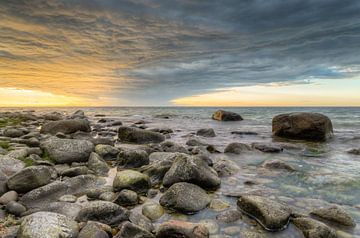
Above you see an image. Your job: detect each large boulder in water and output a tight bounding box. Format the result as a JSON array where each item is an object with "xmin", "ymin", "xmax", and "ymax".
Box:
[
  {"xmin": 41, "ymin": 138, "xmax": 94, "ymax": 164},
  {"xmin": 272, "ymin": 112, "xmax": 333, "ymax": 141},
  {"xmin": 40, "ymin": 119, "xmax": 90, "ymax": 135},
  {"xmin": 7, "ymin": 166, "xmax": 52, "ymax": 193},
  {"xmin": 118, "ymin": 126, "xmax": 165, "ymax": 144},
  {"xmin": 237, "ymin": 195, "xmax": 291, "ymax": 231},
  {"xmin": 17, "ymin": 211, "xmax": 79, "ymax": 238},
  {"xmin": 160, "ymin": 182, "xmax": 210, "ymax": 213},
  {"xmin": 163, "ymin": 154, "xmax": 220, "ymax": 190},
  {"xmin": 212, "ymin": 110, "xmax": 243, "ymax": 121}
]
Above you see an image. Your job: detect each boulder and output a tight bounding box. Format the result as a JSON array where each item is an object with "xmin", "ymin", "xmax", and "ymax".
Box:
[
  {"xmin": 7, "ymin": 166, "xmax": 52, "ymax": 193},
  {"xmin": 117, "ymin": 149, "xmax": 149, "ymax": 168},
  {"xmin": 95, "ymin": 144, "xmax": 120, "ymax": 160},
  {"xmin": 156, "ymin": 220, "xmax": 209, "ymax": 238},
  {"xmin": 163, "ymin": 154, "xmax": 220, "ymax": 190},
  {"xmin": 224, "ymin": 142, "xmax": 251, "ymax": 154},
  {"xmin": 260, "ymin": 159, "xmax": 295, "ymax": 172},
  {"xmin": 237, "ymin": 195, "xmax": 291, "ymax": 231},
  {"xmin": 212, "ymin": 110, "xmax": 243, "ymax": 121},
  {"xmin": 27, "ymin": 202, "xmax": 83, "ymax": 219},
  {"xmin": 115, "ymin": 221, "xmax": 155, "ymax": 238},
  {"xmin": 142, "ymin": 203, "xmax": 164, "ymax": 221},
  {"xmin": 129, "ymin": 211, "xmax": 154, "ymax": 233},
  {"xmin": 78, "ymin": 222, "xmax": 110, "ymax": 238},
  {"xmin": 40, "ymin": 119, "xmax": 90, "ymax": 135},
  {"xmin": 159, "ymin": 182, "xmax": 210, "ymax": 213},
  {"xmin": 118, "ymin": 126, "xmax": 165, "ymax": 144},
  {"xmin": 61, "ymin": 166, "xmax": 89, "ymax": 177},
  {"xmin": 196, "ymin": 128, "xmax": 216, "ymax": 137},
  {"xmin": 88, "ymin": 152, "xmax": 109, "ymax": 175},
  {"xmin": 6, "ymin": 201, "xmax": 26, "ymax": 216},
  {"xmin": 160, "ymin": 141, "xmax": 188, "ymax": 154},
  {"xmin": 213, "ymin": 158, "xmax": 240, "ymax": 177},
  {"xmin": 113, "ymin": 189, "xmax": 138, "ymax": 206},
  {"xmin": 41, "ymin": 138, "xmax": 94, "ymax": 164},
  {"xmin": 3, "ymin": 128, "xmax": 24, "ymax": 138},
  {"xmin": 272, "ymin": 112, "xmax": 333, "ymax": 141},
  {"xmin": 113, "ymin": 170, "xmax": 150, "ymax": 194},
  {"xmin": 76, "ymin": 201, "xmax": 129, "ymax": 225},
  {"xmin": 310, "ymin": 205, "xmax": 356, "ymax": 227},
  {"xmin": 17, "ymin": 212, "xmax": 79, "ymax": 238},
  {"xmin": 292, "ymin": 217, "xmax": 337, "ymax": 238}
]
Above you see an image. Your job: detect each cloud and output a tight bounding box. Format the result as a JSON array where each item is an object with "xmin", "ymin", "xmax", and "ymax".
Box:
[{"xmin": 0, "ymin": 0, "xmax": 360, "ymax": 105}]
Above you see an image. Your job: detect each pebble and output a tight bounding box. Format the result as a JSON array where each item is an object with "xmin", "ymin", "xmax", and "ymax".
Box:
[{"xmin": 0, "ymin": 191, "xmax": 18, "ymax": 204}]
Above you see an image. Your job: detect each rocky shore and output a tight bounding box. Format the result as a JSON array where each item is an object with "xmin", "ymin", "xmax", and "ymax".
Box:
[{"xmin": 0, "ymin": 109, "xmax": 358, "ymax": 238}]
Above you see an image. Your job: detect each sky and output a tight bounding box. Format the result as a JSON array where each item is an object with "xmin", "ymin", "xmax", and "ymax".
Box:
[{"xmin": 1, "ymin": 0, "xmax": 360, "ymax": 107}]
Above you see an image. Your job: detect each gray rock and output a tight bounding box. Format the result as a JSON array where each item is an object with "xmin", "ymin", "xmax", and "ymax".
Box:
[
  {"xmin": 348, "ymin": 148, "xmax": 360, "ymax": 155},
  {"xmin": 213, "ymin": 158, "xmax": 240, "ymax": 177},
  {"xmin": 88, "ymin": 152, "xmax": 109, "ymax": 175},
  {"xmin": 99, "ymin": 191, "xmax": 117, "ymax": 201},
  {"xmin": 156, "ymin": 220, "xmax": 209, "ymax": 238},
  {"xmin": 3, "ymin": 128, "xmax": 24, "ymax": 138},
  {"xmin": 160, "ymin": 141, "xmax": 188, "ymax": 153},
  {"xmin": 95, "ymin": 144, "xmax": 120, "ymax": 160},
  {"xmin": 17, "ymin": 211, "xmax": 79, "ymax": 238},
  {"xmin": 118, "ymin": 126, "xmax": 165, "ymax": 144},
  {"xmin": 41, "ymin": 138, "xmax": 94, "ymax": 164},
  {"xmin": 61, "ymin": 166, "xmax": 89, "ymax": 177},
  {"xmin": 71, "ymin": 110, "xmax": 86, "ymax": 119},
  {"xmin": 76, "ymin": 201, "xmax": 129, "ymax": 225},
  {"xmin": 58, "ymin": 194, "xmax": 77, "ymax": 203},
  {"xmin": 237, "ymin": 195, "xmax": 292, "ymax": 231},
  {"xmin": 252, "ymin": 143, "xmax": 282, "ymax": 153},
  {"xmin": 163, "ymin": 154, "xmax": 220, "ymax": 190},
  {"xmin": 85, "ymin": 186, "xmax": 113, "ymax": 200},
  {"xmin": 20, "ymin": 175, "xmax": 105, "ymax": 208},
  {"xmin": 6, "ymin": 201, "xmax": 26, "ymax": 216},
  {"xmin": 113, "ymin": 170, "xmax": 150, "ymax": 194},
  {"xmin": 310, "ymin": 205, "xmax": 356, "ymax": 227},
  {"xmin": 129, "ymin": 211, "xmax": 154, "ymax": 233},
  {"xmin": 212, "ymin": 110, "xmax": 243, "ymax": 121},
  {"xmin": 196, "ymin": 128, "xmax": 216, "ymax": 137},
  {"xmin": 216, "ymin": 209, "xmax": 242, "ymax": 223},
  {"xmin": 7, "ymin": 166, "xmax": 52, "ymax": 193},
  {"xmin": 272, "ymin": 112, "xmax": 333, "ymax": 141},
  {"xmin": 78, "ymin": 222, "xmax": 110, "ymax": 238},
  {"xmin": 292, "ymin": 217, "xmax": 337, "ymax": 238},
  {"xmin": 159, "ymin": 182, "xmax": 210, "ymax": 213},
  {"xmin": 142, "ymin": 203, "xmax": 164, "ymax": 221},
  {"xmin": 40, "ymin": 119, "xmax": 90, "ymax": 134},
  {"xmin": 0, "ymin": 150, "xmax": 27, "ymax": 176},
  {"xmin": 186, "ymin": 139, "xmax": 207, "ymax": 146},
  {"xmin": 0, "ymin": 190, "xmax": 18, "ymax": 204},
  {"xmin": 25, "ymin": 202, "xmax": 82, "ymax": 220},
  {"xmin": 260, "ymin": 159, "xmax": 295, "ymax": 172},
  {"xmin": 114, "ymin": 189, "xmax": 138, "ymax": 206},
  {"xmin": 43, "ymin": 112, "xmax": 63, "ymax": 121},
  {"xmin": 115, "ymin": 221, "xmax": 155, "ymax": 238},
  {"xmin": 224, "ymin": 142, "xmax": 251, "ymax": 154},
  {"xmin": 117, "ymin": 149, "xmax": 149, "ymax": 168}
]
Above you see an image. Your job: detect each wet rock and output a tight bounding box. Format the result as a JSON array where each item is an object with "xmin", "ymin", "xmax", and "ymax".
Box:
[
  {"xmin": 41, "ymin": 138, "xmax": 94, "ymax": 164},
  {"xmin": 129, "ymin": 211, "xmax": 154, "ymax": 232},
  {"xmin": 118, "ymin": 126, "xmax": 165, "ymax": 144},
  {"xmin": 76, "ymin": 201, "xmax": 130, "ymax": 225},
  {"xmin": 237, "ymin": 195, "xmax": 292, "ymax": 231},
  {"xmin": 142, "ymin": 203, "xmax": 164, "ymax": 220},
  {"xmin": 40, "ymin": 119, "xmax": 90, "ymax": 135},
  {"xmin": 0, "ymin": 150, "xmax": 27, "ymax": 176},
  {"xmin": 212, "ymin": 110, "xmax": 243, "ymax": 121},
  {"xmin": 272, "ymin": 112, "xmax": 333, "ymax": 141},
  {"xmin": 160, "ymin": 141, "xmax": 188, "ymax": 153},
  {"xmin": 6, "ymin": 166, "xmax": 52, "ymax": 193},
  {"xmin": 114, "ymin": 189, "xmax": 138, "ymax": 206},
  {"xmin": 85, "ymin": 186, "xmax": 113, "ymax": 200},
  {"xmin": 252, "ymin": 143, "xmax": 282, "ymax": 153},
  {"xmin": 59, "ymin": 194, "xmax": 77, "ymax": 203},
  {"xmin": 163, "ymin": 154, "xmax": 220, "ymax": 190},
  {"xmin": 78, "ymin": 222, "xmax": 110, "ymax": 238},
  {"xmin": 115, "ymin": 221, "xmax": 155, "ymax": 238},
  {"xmin": 159, "ymin": 182, "xmax": 210, "ymax": 213},
  {"xmin": 20, "ymin": 175, "xmax": 105, "ymax": 208},
  {"xmin": 113, "ymin": 170, "xmax": 150, "ymax": 194},
  {"xmin": 88, "ymin": 152, "xmax": 109, "ymax": 175},
  {"xmin": 231, "ymin": 131, "xmax": 258, "ymax": 135},
  {"xmin": 213, "ymin": 158, "xmax": 240, "ymax": 176},
  {"xmin": 196, "ymin": 128, "xmax": 216, "ymax": 137},
  {"xmin": 61, "ymin": 166, "xmax": 89, "ymax": 177},
  {"xmin": 17, "ymin": 211, "xmax": 79, "ymax": 238},
  {"xmin": 72, "ymin": 110, "xmax": 86, "ymax": 119},
  {"xmin": 260, "ymin": 159, "xmax": 295, "ymax": 172},
  {"xmin": 43, "ymin": 112, "xmax": 63, "ymax": 121},
  {"xmin": 310, "ymin": 205, "xmax": 356, "ymax": 227},
  {"xmin": 95, "ymin": 144, "xmax": 119, "ymax": 160},
  {"xmin": 6, "ymin": 201, "xmax": 26, "ymax": 216},
  {"xmin": 224, "ymin": 142, "xmax": 251, "ymax": 154},
  {"xmin": 347, "ymin": 148, "xmax": 360, "ymax": 155},
  {"xmin": 3, "ymin": 128, "xmax": 24, "ymax": 138},
  {"xmin": 0, "ymin": 190, "xmax": 18, "ymax": 204},
  {"xmin": 156, "ymin": 220, "xmax": 209, "ymax": 238},
  {"xmin": 209, "ymin": 199, "xmax": 230, "ymax": 211},
  {"xmin": 186, "ymin": 139, "xmax": 207, "ymax": 146},
  {"xmin": 99, "ymin": 191, "xmax": 117, "ymax": 201},
  {"xmin": 117, "ymin": 149, "xmax": 149, "ymax": 168},
  {"xmin": 216, "ymin": 209, "xmax": 242, "ymax": 223},
  {"xmin": 292, "ymin": 217, "xmax": 337, "ymax": 238}
]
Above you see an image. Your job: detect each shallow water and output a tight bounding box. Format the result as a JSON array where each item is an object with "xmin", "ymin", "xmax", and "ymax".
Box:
[{"xmin": 3, "ymin": 106, "xmax": 360, "ymax": 237}]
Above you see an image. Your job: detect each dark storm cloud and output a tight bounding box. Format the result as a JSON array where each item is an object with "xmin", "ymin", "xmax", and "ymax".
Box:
[{"xmin": 1, "ymin": 0, "xmax": 360, "ymax": 104}]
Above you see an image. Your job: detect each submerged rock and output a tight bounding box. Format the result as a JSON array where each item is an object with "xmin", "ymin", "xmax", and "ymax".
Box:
[
  {"xmin": 237, "ymin": 195, "xmax": 292, "ymax": 231},
  {"xmin": 163, "ymin": 154, "xmax": 220, "ymax": 190},
  {"xmin": 156, "ymin": 220, "xmax": 209, "ymax": 238},
  {"xmin": 292, "ymin": 217, "xmax": 337, "ymax": 238},
  {"xmin": 41, "ymin": 138, "xmax": 94, "ymax": 164},
  {"xmin": 212, "ymin": 110, "xmax": 243, "ymax": 121},
  {"xmin": 159, "ymin": 182, "xmax": 210, "ymax": 213},
  {"xmin": 272, "ymin": 112, "xmax": 333, "ymax": 141},
  {"xmin": 17, "ymin": 211, "xmax": 79, "ymax": 238},
  {"xmin": 118, "ymin": 126, "xmax": 165, "ymax": 144},
  {"xmin": 224, "ymin": 142, "xmax": 251, "ymax": 154},
  {"xmin": 310, "ymin": 205, "xmax": 356, "ymax": 227},
  {"xmin": 260, "ymin": 159, "xmax": 295, "ymax": 172},
  {"xmin": 113, "ymin": 170, "xmax": 150, "ymax": 194},
  {"xmin": 40, "ymin": 119, "xmax": 90, "ymax": 135}
]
